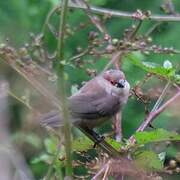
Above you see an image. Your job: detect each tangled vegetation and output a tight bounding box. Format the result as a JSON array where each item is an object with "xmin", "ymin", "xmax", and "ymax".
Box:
[{"xmin": 0, "ymin": 0, "xmax": 180, "ymax": 179}]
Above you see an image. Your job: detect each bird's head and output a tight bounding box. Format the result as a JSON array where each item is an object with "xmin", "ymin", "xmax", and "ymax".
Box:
[{"xmin": 103, "ymin": 69, "xmax": 130, "ymax": 97}]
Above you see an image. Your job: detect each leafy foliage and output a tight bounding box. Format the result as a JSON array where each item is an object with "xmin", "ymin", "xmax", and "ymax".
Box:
[
  {"xmin": 72, "ymin": 136, "xmax": 94, "ymax": 151},
  {"xmin": 134, "ymin": 150, "xmax": 163, "ymax": 171},
  {"xmin": 135, "ymin": 129, "xmax": 180, "ymax": 145},
  {"xmin": 105, "ymin": 137, "xmax": 122, "ymax": 151},
  {"xmin": 126, "ymin": 52, "xmax": 179, "ymax": 83},
  {"xmin": 0, "ymin": 0, "xmax": 180, "ymax": 179}
]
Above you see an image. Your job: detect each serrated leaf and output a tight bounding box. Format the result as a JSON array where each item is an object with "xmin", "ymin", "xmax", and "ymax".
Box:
[
  {"xmin": 127, "ymin": 53, "xmax": 175, "ymax": 79},
  {"xmin": 105, "ymin": 137, "xmax": 122, "ymax": 151},
  {"xmin": 72, "ymin": 136, "xmax": 93, "ymax": 151},
  {"xmin": 134, "ymin": 150, "xmax": 163, "ymax": 171},
  {"xmin": 135, "ymin": 129, "xmax": 180, "ymax": 145}
]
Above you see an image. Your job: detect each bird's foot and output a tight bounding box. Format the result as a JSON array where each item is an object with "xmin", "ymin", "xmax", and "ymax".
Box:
[
  {"xmin": 91, "ymin": 131, "xmax": 105, "ymax": 148},
  {"xmin": 77, "ymin": 126, "xmax": 105, "ymax": 148}
]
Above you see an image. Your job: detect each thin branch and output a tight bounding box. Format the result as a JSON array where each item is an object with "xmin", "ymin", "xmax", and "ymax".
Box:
[
  {"xmin": 128, "ymin": 20, "xmax": 143, "ymax": 40},
  {"xmin": 68, "ymin": 2, "xmax": 180, "ymax": 22},
  {"xmin": 114, "ymin": 112, "xmax": 123, "ymax": 142},
  {"xmin": 102, "ymin": 161, "xmax": 110, "ymax": 180},
  {"xmin": 77, "ymin": 126, "xmax": 121, "ymax": 158},
  {"xmin": 69, "ymin": 47, "xmax": 90, "ymax": 62},
  {"xmin": 138, "ymin": 89, "xmax": 180, "ymax": 131},
  {"xmin": 129, "ymin": 89, "xmax": 180, "ymax": 143},
  {"xmin": 42, "ymin": 6, "xmax": 60, "ymax": 34},
  {"xmin": 103, "ymin": 51, "xmax": 122, "ymax": 72},
  {"xmin": 45, "ymin": 144, "xmax": 62, "ymax": 180},
  {"xmin": 151, "ymin": 81, "xmax": 170, "ymax": 112},
  {"xmin": 92, "ymin": 161, "xmax": 110, "ymax": 180},
  {"xmin": 0, "ymin": 55, "xmax": 61, "ymax": 109},
  {"xmin": 80, "ymin": 0, "xmax": 111, "ymax": 41},
  {"xmin": 8, "ymin": 90, "xmax": 33, "ymax": 110},
  {"xmin": 145, "ymin": 22, "xmax": 162, "ymax": 36},
  {"xmin": 45, "ymin": 0, "xmax": 73, "ymax": 178},
  {"xmin": 103, "ymin": 52, "xmax": 124, "ymax": 143},
  {"xmin": 56, "ymin": 0, "xmax": 73, "ymax": 177}
]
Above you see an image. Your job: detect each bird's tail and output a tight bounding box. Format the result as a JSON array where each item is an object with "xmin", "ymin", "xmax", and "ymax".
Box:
[{"xmin": 40, "ymin": 110, "xmax": 64, "ymax": 128}]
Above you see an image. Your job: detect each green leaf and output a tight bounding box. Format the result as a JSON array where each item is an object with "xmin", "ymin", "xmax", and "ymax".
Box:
[
  {"xmin": 72, "ymin": 136, "xmax": 93, "ymax": 151},
  {"xmin": 134, "ymin": 150, "xmax": 163, "ymax": 171},
  {"xmin": 175, "ymin": 74, "xmax": 180, "ymax": 84},
  {"xmin": 44, "ymin": 138, "xmax": 58, "ymax": 154},
  {"xmin": 31, "ymin": 153, "xmax": 51, "ymax": 164},
  {"xmin": 126, "ymin": 52, "xmax": 175, "ymax": 79},
  {"xmin": 105, "ymin": 137, "xmax": 122, "ymax": 151},
  {"xmin": 135, "ymin": 129, "xmax": 180, "ymax": 145},
  {"xmin": 12, "ymin": 132, "xmax": 41, "ymax": 149}
]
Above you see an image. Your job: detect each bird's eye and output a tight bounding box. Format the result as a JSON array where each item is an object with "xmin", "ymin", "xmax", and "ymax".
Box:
[{"xmin": 110, "ymin": 80, "xmax": 115, "ymax": 85}]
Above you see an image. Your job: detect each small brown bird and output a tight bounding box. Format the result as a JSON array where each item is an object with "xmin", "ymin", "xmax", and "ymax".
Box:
[{"xmin": 41, "ymin": 69, "xmax": 130, "ymax": 140}]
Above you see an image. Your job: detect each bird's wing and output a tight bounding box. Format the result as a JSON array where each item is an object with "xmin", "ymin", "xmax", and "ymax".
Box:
[
  {"xmin": 69, "ymin": 89, "xmax": 120, "ymax": 120},
  {"xmin": 41, "ymin": 77, "xmax": 120, "ymax": 127}
]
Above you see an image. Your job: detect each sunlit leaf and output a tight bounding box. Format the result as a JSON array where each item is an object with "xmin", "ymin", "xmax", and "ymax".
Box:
[
  {"xmin": 44, "ymin": 138, "xmax": 59, "ymax": 154},
  {"xmin": 135, "ymin": 129, "xmax": 180, "ymax": 145},
  {"xmin": 175, "ymin": 74, "xmax": 180, "ymax": 84},
  {"xmin": 31, "ymin": 154, "xmax": 51, "ymax": 164},
  {"xmin": 105, "ymin": 137, "xmax": 122, "ymax": 151},
  {"xmin": 72, "ymin": 136, "xmax": 93, "ymax": 151},
  {"xmin": 126, "ymin": 52, "xmax": 176, "ymax": 79},
  {"xmin": 12, "ymin": 132, "xmax": 41, "ymax": 149},
  {"xmin": 134, "ymin": 150, "xmax": 163, "ymax": 171}
]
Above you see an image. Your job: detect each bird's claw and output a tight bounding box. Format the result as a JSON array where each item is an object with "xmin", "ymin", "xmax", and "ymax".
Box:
[{"xmin": 92, "ymin": 132, "xmax": 105, "ymax": 148}]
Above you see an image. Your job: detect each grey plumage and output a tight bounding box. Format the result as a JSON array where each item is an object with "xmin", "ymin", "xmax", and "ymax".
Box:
[{"xmin": 41, "ymin": 70, "xmax": 130, "ymax": 130}]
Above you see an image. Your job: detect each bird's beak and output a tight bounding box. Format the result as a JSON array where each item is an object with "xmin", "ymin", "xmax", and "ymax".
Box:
[{"xmin": 117, "ymin": 79, "xmax": 125, "ymax": 88}]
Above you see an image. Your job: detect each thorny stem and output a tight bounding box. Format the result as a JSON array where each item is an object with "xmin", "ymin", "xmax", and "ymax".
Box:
[{"xmin": 129, "ymin": 89, "xmax": 180, "ymax": 143}]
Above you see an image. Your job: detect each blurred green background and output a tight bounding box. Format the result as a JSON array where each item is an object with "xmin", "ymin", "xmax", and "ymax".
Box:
[{"xmin": 0, "ymin": 0, "xmax": 180, "ymax": 179}]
